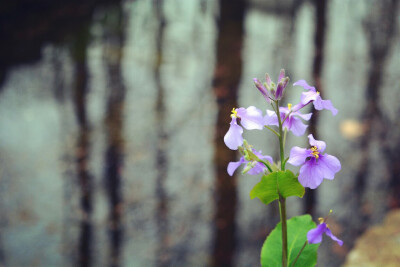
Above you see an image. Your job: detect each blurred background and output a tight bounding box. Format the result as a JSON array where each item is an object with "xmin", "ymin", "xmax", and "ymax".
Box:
[{"xmin": 0, "ymin": 0, "xmax": 399, "ymax": 266}]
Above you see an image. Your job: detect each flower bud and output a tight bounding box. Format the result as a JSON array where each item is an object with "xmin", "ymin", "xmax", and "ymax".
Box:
[
  {"xmin": 275, "ymin": 77, "xmax": 289, "ymax": 100},
  {"xmin": 242, "ymin": 161, "xmax": 258, "ymax": 174}
]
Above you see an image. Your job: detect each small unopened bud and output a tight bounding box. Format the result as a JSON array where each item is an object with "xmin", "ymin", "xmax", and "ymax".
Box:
[
  {"xmin": 265, "ymin": 73, "xmax": 272, "ymax": 87},
  {"xmin": 278, "ymin": 69, "xmax": 285, "ymax": 82},
  {"xmin": 275, "ymin": 77, "xmax": 289, "ymax": 100},
  {"xmin": 243, "ymin": 150, "xmax": 251, "ymax": 161}
]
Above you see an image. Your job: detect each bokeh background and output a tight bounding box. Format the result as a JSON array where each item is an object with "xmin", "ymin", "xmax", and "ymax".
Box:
[{"xmin": 0, "ymin": 0, "xmax": 400, "ymax": 266}]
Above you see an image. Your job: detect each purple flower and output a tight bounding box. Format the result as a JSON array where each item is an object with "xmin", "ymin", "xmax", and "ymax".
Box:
[
  {"xmin": 254, "ymin": 69, "xmax": 289, "ymax": 102},
  {"xmin": 307, "ymin": 222, "xmax": 343, "ymax": 246},
  {"xmin": 224, "ymin": 106, "xmax": 265, "ymax": 150},
  {"xmin": 293, "ymin": 80, "xmax": 338, "ymax": 115},
  {"xmin": 287, "ymin": 134, "xmax": 341, "ymax": 189},
  {"xmin": 264, "ymin": 104, "xmax": 312, "ymax": 136},
  {"xmin": 227, "ymin": 150, "xmax": 273, "ymax": 176}
]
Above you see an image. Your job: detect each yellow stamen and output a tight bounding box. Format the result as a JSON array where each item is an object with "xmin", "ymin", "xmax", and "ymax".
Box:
[
  {"xmin": 231, "ymin": 108, "xmax": 238, "ymax": 118},
  {"xmin": 319, "ymin": 210, "xmax": 334, "ymax": 225},
  {"xmin": 310, "ymin": 146, "xmax": 320, "ymax": 159},
  {"xmin": 288, "ymin": 103, "xmax": 292, "ymax": 110},
  {"xmin": 317, "ymin": 91, "xmax": 320, "ymax": 95}
]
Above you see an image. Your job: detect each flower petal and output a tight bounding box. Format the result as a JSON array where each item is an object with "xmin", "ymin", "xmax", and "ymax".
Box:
[
  {"xmin": 293, "ymin": 79, "xmax": 316, "ymax": 92},
  {"xmin": 288, "ymin": 146, "xmax": 311, "ymax": 166},
  {"xmin": 286, "ymin": 116, "xmax": 308, "ymax": 136},
  {"xmin": 291, "ymin": 102, "xmax": 306, "ymax": 113},
  {"xmin": 247, "ymin": 162, "xmax": 266, "ymax": 175},
  {"xmin": 320, "ymin": 99, "xmax": 338, "ymax": 116},
  {"xmin": 253, "ymin": 150, "xmax": 273, "ymax": 164},
  {"xmin": 300, "ymin": 90, "xmax": 319, "ymax": 105},
  {"xmin": 298, "ymin": 159, "xmax": 325, "ymax": 189},
  {"xmin": 236, "ymin": 106, "xmax": 264, "ymax": 130},
  {"xmin": 227, "ymin": 157, "xmax": 245, "ymax": 176},
  {"xmin": 312, "ymin": 96, "xmax": 324, "ymax": 110},
  {"xmin": 317, "ymin": 154, "xmax": 341, "ymax": 180},
  {"xmin": 224, "ymin": 117, "xmax": 243, "ymax": 150},
  {"xmin": 264, "ymin": 109, "xmax": 279, "ymax": 126},
  {"xmin": 308, "ymin": 134, "xmax": 326, "ymax": 153},
  {"xmin": 293, "ymin": 111, "xmax": 312, "ymax": 121},
  {"xmin": 313, "ymin": 97, "xmax": 338, "ymax": 116},
  {"xmin": 307, "ymin": 223, "xmax": 327, "ymax": 244},
  {"xmin": 325, "ymin": 228, "xmax": 344, "ymax": 246},
  {"xmin": 259, "ymin": 155, "xmax": 273, "ymax": 164}
]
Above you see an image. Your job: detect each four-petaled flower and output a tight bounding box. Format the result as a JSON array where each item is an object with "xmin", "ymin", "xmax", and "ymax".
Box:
[
  {"xmin": 264, "ymin": 103, "xmax": 312, "ymax": 136},
  {"xmin": 287, "ymin": 134, "xmax": 341, "ymax": 189},
  {"xmin": 227, "ymin": 149, "xmax": 273, "ymax": 176},
  {"xmin": 293, "ymin": 80, "xmax": 338, "ymax": 115},
  {"xmin": 307, "ymin": 217, "xmax": 343, "ymax": 246},
  {"xmin": 253, "ymin": 69, "xmax": 289, "ymax": 103},
  {"xmin": 224, "ymin": 106, "xmax": 265, "ymax": 150}
]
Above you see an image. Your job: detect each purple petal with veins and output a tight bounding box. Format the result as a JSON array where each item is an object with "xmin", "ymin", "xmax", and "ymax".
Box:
[
  {"xmin": 317, "ymin": 155, "xmax": 341, "ymax": 180},
  {"xmin": 286, "ymin": 116, "xmax": 308, "ymax": 136},
  {"xmin": 288, "ymin": 146, "xmax": 311, "ymax": 166},
  {"xmin": 298, "ymin": 159, "xmax": 325, "ymax": 189}
]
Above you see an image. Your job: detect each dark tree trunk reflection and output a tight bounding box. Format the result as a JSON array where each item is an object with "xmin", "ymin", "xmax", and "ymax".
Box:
[
  {"xmin": 153, "ymin": 1, "xmax": 170, "ymax": 266},
  {"xmin": 304, "ymin": 0, "xmax": 327, "ymax": 217},
  {"xmin": 70, "ymin": 25, "xmax": 93, "ymax": 267},
  {"xmin": 103, "ymin": 4, "xmax": 126, "ymax": 267},
  {"xmin": 354, "ymin": 0, "xmax": 399, "ymax": 234},
  {"xmin": 212, "ymin": 0, "xmax": 246, "ymax": 266}
]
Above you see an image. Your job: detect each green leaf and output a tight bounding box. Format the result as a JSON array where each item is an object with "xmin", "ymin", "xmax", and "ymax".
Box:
[
  {"xmin": 250, "ymin": 170, "xmax": 305, "ymax": 205},
  {"xmin": 261, "ymin": 215, "xmax": 320, "ymax": 267}
]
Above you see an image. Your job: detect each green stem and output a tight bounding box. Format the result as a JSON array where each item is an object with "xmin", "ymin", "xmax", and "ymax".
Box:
[
  {"xmin": 276, "ymin": 101, "xmax": 285, "ymax": 170},
  {"xmin": 283, "ymin": 128, "xmax": 287, "ymax": 152},
  {"xmin": 259, "ymin": 159, "xmax": 273, "ymax": 173},
  {"xmin": 264, "ymin": 125, "xmax": 280, "ymax": 137},
  {"xmin": 291, "ymin": 241, "xmax": 308, "ymax": 267},
  {"xmin": 276, "ymin": 100, "xmax": 288, "ymax": 267},
  {"xmin": 279, "ymin": 195, "xmax": 288, "ymax": 267}
]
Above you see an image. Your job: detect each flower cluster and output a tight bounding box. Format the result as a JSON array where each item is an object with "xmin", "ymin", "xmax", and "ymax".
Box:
[{"xmin": 224, "ymin": 69, "xmax": 341, "ymax": 189}]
